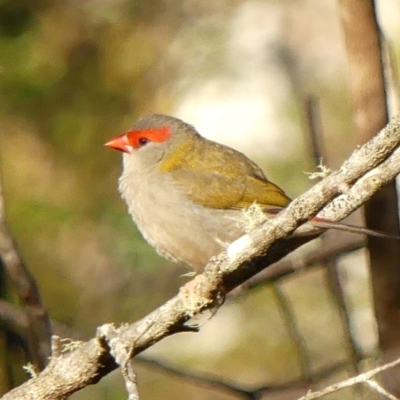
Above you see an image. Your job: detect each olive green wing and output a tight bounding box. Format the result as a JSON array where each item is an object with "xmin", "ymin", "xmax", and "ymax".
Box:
[
  {"xmin": 240, "ymin": 174, "xmax": 291, "ymax": 209},
  {"xmin": 165, "ymin": 140, "xmax": 291, "ymax": 209},
  {"xmin": 168, "ymin": 169, "xmax": 290, "ymax": 209}
]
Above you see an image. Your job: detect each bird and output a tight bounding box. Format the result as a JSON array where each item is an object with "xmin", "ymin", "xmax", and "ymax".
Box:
[{"xmin": 105, "ymin": 114, "xmax": 396, "ymax": 272}]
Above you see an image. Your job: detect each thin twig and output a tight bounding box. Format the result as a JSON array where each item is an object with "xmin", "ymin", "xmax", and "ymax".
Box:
[
  {"xmin": 272, "ymin": 284, "xmax": 313, "ymax": 382},
  {"xmin": 325, "ymin": 253, "xmax": 362, "ymax": 375},
  {"xmin": 137, "ymin": 355, "xmax": 359, "ymax": 398},
  {"xmin": 304, "ymin": 93, "xmax": 362, "ymax": 375},
  {"xmin": 304, "ymin": 96, "xmax": 325, "ymax": 165},
  {"xmin": 123, "ymin": 360, "xmax": 140, "ymax": 400},
  {"xmin": 298, "ymin": 357, "xmax": 400, "ymax": 400},
  {"xmin": 365, "ymin": 379, "xmax": 400, "ymax": 400}
]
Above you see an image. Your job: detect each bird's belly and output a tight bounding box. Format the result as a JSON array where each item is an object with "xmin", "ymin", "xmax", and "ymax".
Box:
[
  {"xmin": 136, "ymin": 204, "xmax": 243, "ymax": 271},
  {"xmin": 120, "ymin": 176, "xmax": 244, "ymax": 270}
]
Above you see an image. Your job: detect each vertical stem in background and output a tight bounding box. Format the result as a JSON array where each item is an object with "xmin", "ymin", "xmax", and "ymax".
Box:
[
  {"xmin": 339, "ymin": 0, "xmax": 388, "ymax": 137},
  {"xmin": 305, "ymin": 97, "xmax": 361, "ymax": 376},
  {"xmin": 0, "ymin": 261, "xmax": 12, "ymax": 395},
  {"xmin": 338, "ymin": 0, "xmax": 400, "ymax": 394},
  {"xmin": 0, "ymin": 173, "xmax": 52, "ymax": 371}
]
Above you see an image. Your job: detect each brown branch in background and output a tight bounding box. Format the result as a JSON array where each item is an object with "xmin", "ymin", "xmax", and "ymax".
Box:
[
  {"xmin": 305, "ymin": 96, "xmax": 325, "ymax": 164},
  {"xmin": 0, "ymin": 300, "xmax": 29, "ymax": 337},
  {"xmin": 304, "ymin": 95, "xmax": 362, "ymax": 375},
  {"xmin": 0, "ymin": 258, "xmax": 12, "ymax": 394},
  {"xmin": 325, "ymin": 261, "xmax": 362, "ymax": 375},
  {"xmin": 0, "ymin": 175, "xmax": 52, "ymax": 370},
  {"xmin": 137, "ymin": 355, "xmax": 351, "ymax": 399},
  {"xmin": 1, "ymin": 113, "xmax": 400, "ymax": 400},
  {"xmin": 338, "ymin": 0, "xmax": 388, "ymax": 137},
  {"xmin": 338, "ymin": 2, "xmax": 400, "ymax": 395},
  {"xmin": 272, "ymin": 283, "xmax": 314, "ymax": 382},
  {"xmin": 139, "ymin": 355, "xmax": 256, "ymax": 399},
  {"xmin": 230, "ymin": 236, "xmax": 365, "ymax": 296}
]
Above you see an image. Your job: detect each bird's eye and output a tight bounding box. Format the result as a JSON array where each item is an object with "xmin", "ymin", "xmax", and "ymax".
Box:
[{"xmin": 138, "ymin": 137, "xmax": 149, "ymax": 147}]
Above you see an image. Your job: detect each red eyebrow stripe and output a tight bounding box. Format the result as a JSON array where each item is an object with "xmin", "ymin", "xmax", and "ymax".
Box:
[{"xmin": 126, "ymin": 126, "xmax": 172, "ymax": 148}]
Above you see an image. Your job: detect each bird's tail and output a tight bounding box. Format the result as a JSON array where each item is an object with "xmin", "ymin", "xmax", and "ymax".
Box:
[
  {"xmin": 265, "ymin": 207, "xmax": 400, "ymax": 240},
  {"xmin": 310, "ymin": 218, "xmax": 400, "ymax": 240}
]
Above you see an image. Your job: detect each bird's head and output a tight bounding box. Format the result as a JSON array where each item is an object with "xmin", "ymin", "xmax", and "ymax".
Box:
[{"xmin": 105, "ymin": 114, "xmax": 199, "ymax": 172}]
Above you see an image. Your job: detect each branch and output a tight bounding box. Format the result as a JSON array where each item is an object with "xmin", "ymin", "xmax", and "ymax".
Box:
[
  {"xmin": 136, "ymin": 356, "xmax": 359, "ymax": 399},
  {"xmin": 298, "ymin": 357, "xmax": 400, "ymax": 400},
  {"xmin": 0, "ymin": 299, "xmax": 29, "ymax": 336},
  {"xmin": 2, "ymin": 114, "xmax": 400, "ymax": 399},
  {"xmin": 0, "ymin": 175, "xmax": 52, "ymax": 370},
  {"xmin": 230, "ymin": 235, "xmax": 365, "ymax": 295}
]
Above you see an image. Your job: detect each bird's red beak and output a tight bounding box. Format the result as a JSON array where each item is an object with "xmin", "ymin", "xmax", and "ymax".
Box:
[{"xmin": 104, "ymin": 134, "xmax": 132, "ymax": 154}]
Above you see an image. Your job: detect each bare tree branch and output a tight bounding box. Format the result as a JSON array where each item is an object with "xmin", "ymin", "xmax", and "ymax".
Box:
[
  {"xmin": 0, "ymin": 175, "xmax": 52, "ymax": 370},
  {"xmin": 298, "ymin": 357, "xmax": 400, "ymax": 400},
  {"xmin": 304, "ymin": 94, "xmax": 362, "ymax": 375},
  {"xmin": 272, "ymin": 283, "xmax": 314, "ymax": 383},
  {"xmin": 0, "ymin": 299, "xmax": 29, "ymax": 336},
  {"xmin": 1, "ymin": 114, "xmax": 400, "ymax": 399},
  {"xmin": 230, "ymin": 236, "xmax": 365, "ymax": 295},
  {"xmin": 136, "ymin": 356, "xmax": 363, "ymax": 399}
]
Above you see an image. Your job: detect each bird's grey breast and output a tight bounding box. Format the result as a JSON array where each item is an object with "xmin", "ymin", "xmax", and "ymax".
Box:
[{"xmin": 118, "ymin": 167, "xmax": 244, "ymax": 269}]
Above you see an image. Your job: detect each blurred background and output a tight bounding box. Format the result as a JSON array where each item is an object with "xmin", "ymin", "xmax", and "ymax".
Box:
[{"xmin": 0, "ymin": 0, "xmax": 400, "ymax": 398}]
